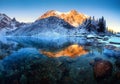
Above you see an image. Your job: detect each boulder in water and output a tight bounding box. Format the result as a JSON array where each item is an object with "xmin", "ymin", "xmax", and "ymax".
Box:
[{"xmin": 93, "ymin": 60, "xmax": 113, "ymax": 80}]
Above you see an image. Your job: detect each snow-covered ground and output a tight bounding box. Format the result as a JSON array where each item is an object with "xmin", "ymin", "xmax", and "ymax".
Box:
[
  {"xmin": 109, "ymin": 37, "xmax": 120, "ymax": 43},
  {"xmin": 98, "ymin": 36, "xmax": 120, "ymax": 47}
]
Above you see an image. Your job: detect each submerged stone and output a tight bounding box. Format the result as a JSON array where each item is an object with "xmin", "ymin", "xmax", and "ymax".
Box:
[{"xmin": 93, "ymin": 60, "xmax": 113, "ymax": 80}]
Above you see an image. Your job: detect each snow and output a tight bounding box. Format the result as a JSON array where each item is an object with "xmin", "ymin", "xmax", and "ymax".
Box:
[
  {"xmin": 109, "ymin": 37, "xmax": 120, "ymax": 43},
  {"xmin": 0, "ymin": 16, "xmax": 3, "ymax": 21},
  {"xmin": 72, "ymin": 22, "xmax": 79, "ymax": 27},
  {"xmin": 98, "ymin": 36, "xmax": 120, "ymax": 47},
  {"xmin": 55, "ymin": 11, "xmax": 71, "ymax": 15},
  {"xmin": 83, "ymin": 14, "xmax": 89, "ymax": 19},
  {"xmin": 55, "ymin": 11, "xmax": 63, "ymax": 15},
  {"xmin": 107, "ymin": 37, "xmax": 120, "ymax": 47},
  {"xmin": 87, "ymin": 34, "xmax": 96, "ymax": 38}
]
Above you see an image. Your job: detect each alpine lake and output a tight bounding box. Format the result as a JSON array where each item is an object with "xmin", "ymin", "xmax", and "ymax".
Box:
[{"xmin": 0, "ymin": 35, "xmax": 120, "ymax": 84}]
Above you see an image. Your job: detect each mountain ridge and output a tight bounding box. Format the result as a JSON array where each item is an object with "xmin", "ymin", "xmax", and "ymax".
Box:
[{"xmin": 9, "ymin": 16, "xmax": 75, "ymax": 36}]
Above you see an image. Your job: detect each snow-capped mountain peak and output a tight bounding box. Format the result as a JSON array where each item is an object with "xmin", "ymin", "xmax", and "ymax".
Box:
[
  {"xmin": 0, "ymin": 13, "xmax": 11, "ymax": 21},
  {"xmin": 0, "ymin": 13, "xmax": 26, "ymax": 29},
  {"xmin": 0, "ymin": 13, "xmax": 28, "ymax": 36},
  {"xmin": 0, "ymin": 13, "xmax": 12, "ymax": 28},
  {"xmin": 38, "ymin": 10, "xmax": 89, "ymax": 27}
]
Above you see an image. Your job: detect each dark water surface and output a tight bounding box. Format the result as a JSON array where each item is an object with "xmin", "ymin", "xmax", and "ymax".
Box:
[{"xmin": 0, "ymin": 36, "xmax": 119, "ymax": 84}]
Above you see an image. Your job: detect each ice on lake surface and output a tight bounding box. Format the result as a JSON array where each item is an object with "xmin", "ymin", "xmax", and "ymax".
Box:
[{"xmin": 0, "ymin": 36, "xmax": 120, "ymax": 84}]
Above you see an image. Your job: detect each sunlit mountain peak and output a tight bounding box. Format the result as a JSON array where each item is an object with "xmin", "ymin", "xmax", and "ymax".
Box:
[{"xmin": 38, "ymin": 10, "xmax": 89, "ymax": 27}]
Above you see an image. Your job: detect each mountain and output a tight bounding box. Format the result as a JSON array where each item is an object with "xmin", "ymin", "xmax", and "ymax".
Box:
[
  {"xmin": 0, "ymin": 13, "xmax": 12, "ymax": 29},
  {"xmin": 9, "ymin": 16, "xmax": 75, "ymax": 36},
  {"xmin": 0, "ymin": 13, "xmax": 27, "ymax": 36},
  {"xmin": 0, "ymin": 13, "xmax": 25, "ymax": 30},
  {"xmin": 38, "ymin": 10, "xmax": 88, "ymax": 27}
]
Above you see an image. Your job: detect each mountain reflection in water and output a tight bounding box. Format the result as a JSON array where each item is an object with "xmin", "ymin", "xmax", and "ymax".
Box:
[{"xmin": 41, "ymin": 44, "xmax": 88, "ymax": 58}]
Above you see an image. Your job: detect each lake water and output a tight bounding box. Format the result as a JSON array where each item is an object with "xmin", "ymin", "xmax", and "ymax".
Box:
[{"xmin": 0, "ymin": 36, "xmax": 120, "ymax": 84}]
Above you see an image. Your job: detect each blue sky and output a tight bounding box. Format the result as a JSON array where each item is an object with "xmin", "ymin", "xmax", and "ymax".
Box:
[{"xmin": 0, "ymin": 0, "xmax": 120, "ymax": 32}]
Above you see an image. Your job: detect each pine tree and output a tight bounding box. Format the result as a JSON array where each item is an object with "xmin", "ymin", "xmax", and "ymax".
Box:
[{"xmin": 97, "ymin": 16, "xmax": 106, "ymax": 33}]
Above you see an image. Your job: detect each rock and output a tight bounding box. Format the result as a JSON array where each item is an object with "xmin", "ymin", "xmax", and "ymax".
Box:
[
  {"xmin": 104, "ymin": 45, "xmax": 116, "ymax": 50},
  {"xmin": 93, "ymin": 60, "xmax": 113, "ymax": 80},
  {"xmin": 103, "ymin": 37, "xmax": 109, "ymax": 41}
]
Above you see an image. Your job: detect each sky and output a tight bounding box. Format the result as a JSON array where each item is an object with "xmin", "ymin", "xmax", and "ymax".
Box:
[{"xmin": 0, "ymin": 0, "xmax": 120, "ymax": 32}]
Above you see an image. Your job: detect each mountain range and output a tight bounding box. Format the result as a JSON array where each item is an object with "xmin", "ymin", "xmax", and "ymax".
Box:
[{"xmin": 0, "ymin": 10, "xmax": 106, "ymax": 36}]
